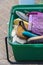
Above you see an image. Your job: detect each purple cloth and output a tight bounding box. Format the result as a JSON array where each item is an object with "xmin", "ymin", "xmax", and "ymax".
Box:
[{"xmin": 28, "ymin": 12, "xmax": 43, "ymax": 35}]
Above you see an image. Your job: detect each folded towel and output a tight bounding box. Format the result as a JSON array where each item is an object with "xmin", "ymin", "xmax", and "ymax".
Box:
[{"xmin": 28, "ymin": 12, "xmax": 43, "ymax": 35}]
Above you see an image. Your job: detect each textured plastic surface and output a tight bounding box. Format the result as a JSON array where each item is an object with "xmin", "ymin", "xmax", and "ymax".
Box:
[{"xmin": 8, "ymin": 5, "xmax": 43, "ymax": 61}]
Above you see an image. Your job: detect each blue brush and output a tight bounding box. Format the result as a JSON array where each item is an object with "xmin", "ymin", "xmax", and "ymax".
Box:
[{"xmin": 22, "ymin": 31, "xmax": 38, "ymax": 38}]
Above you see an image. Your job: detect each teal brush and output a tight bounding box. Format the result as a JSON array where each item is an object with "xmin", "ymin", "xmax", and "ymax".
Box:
[{"xmin": 22, "ymin": 31, "xmax": 37, "ymax": 38}]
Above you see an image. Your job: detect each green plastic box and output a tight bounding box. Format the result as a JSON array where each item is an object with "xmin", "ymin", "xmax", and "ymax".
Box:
[{"xmin": 8, "ymin": 5, "xmax": 43, "ymax": 61}]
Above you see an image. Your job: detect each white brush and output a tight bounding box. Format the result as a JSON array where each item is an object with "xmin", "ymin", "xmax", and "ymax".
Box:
[
  {"xmin": 27, "ymin": 36, "xmax": 43, "ymax": 43},
  {"xmin": 16, "ymin": 11, "xmax": 29, "ymax": 22}
]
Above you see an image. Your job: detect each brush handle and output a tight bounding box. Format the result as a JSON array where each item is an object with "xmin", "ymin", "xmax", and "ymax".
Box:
[
  {"xmin": 27, "ymin": 36, "xmax": 43, "ymax": 44},
  {"xmin": 22, "ymin": 31, "xmax": 37, "ymax": 38},
  {"xmin": 16, "ymin": 11, "xmax": 29, "ymax": 22}
]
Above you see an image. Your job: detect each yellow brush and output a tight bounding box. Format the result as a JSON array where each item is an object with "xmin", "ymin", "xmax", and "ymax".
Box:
[{"xmin": 14, "ymin": 18, "xmax": 28, "ymax": 29}]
